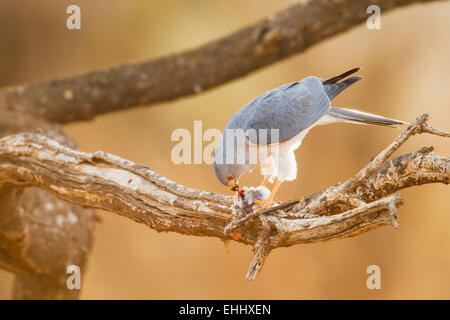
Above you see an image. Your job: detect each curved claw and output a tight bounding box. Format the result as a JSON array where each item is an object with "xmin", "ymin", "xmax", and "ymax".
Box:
[
  {"xmin": 253, "ymin": 180, "xmax": 283, "ymax": 212},
  {"xmin": 253, "ymin": 200, "xmax": 275, "ymax": 213}
]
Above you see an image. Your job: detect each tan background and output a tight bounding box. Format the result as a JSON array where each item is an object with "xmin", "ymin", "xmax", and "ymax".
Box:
[{"xmin": 0, "ymin": 0, "xmax": 449, "ymax": 299}]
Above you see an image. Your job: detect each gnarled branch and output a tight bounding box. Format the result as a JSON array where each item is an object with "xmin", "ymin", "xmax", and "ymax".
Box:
[
  {"xmin": 0, "ymin": 113, "xmax": 95, "ymax": 299},
  {"xmin": 0, "ymin": 114, "xmax": 447, "ymax": 279}
]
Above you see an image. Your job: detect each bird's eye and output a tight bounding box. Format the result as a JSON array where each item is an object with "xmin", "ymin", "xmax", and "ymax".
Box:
[{"xmin": 227, "ymin": 175, "xmax": 234, "ymax": 181}]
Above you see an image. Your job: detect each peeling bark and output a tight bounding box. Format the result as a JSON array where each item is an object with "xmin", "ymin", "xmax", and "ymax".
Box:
[
  {"xmin": 0, "ymin": 114, "xmax": 95, "ymax": 299},
  {"xmin": 0, "ymin": 114, "xmax": 447, "ymax": 279},
  {"xmin": 0, "ymin": 0, "xmax": 447, "ymax": 291}
]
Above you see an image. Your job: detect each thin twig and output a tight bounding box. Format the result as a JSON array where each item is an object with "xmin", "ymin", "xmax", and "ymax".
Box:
[
  {"xmin": 0, "ymin": 114, "xmax": 447, "ymax": 279},
  {"xmin": 341, "ymin": 114, "xmax": 429, "ymax": 190}
]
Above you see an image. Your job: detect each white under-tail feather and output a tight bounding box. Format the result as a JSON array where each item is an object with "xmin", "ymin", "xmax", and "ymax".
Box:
[{"xmin": 326, "ymin": 107, "xmax": 407, "ymax": 127}]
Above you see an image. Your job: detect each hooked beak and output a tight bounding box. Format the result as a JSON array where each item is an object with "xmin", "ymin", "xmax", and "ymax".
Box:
[{"xmin": 227, "ymin": 179, "xmax": 239, "ymax": 192}]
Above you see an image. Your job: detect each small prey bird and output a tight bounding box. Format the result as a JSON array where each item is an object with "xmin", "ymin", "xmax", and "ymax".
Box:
[{"xmin": 213, "ymin": 68, "xmax": 405, "ymax": 211}]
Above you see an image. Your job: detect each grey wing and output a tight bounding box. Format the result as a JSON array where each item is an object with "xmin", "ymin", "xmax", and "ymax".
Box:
[
  {"xmin": 323, "ymin": 76, "xmax": 361, "ymax": 100},
  {"xmin": 234, "ymin": 76, "xmax": 330, "ymax": 145}
]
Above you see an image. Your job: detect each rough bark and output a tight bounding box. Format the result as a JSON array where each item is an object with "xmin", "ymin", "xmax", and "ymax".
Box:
[
  {"xmin": 0, "ymin": 114, "xmax": 95, "ymax": 299},
  {"xmin": 0, "ymin": 0, "xmax": 443, "ymax": 123},
  {"xmin": 0, "ymin": 0, "xmax": 447, "ymax": 295},
  {"xmin": 0, "ymin": 114, "xmax": 447, "ymax": 279}
]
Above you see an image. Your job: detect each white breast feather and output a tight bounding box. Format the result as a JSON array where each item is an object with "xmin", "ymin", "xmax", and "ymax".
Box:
[{"xmin": 248, "ymin": 112, "xmax": 341, "ymax": 183}]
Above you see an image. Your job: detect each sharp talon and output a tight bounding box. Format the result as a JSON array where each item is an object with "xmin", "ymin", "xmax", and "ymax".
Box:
[
  {"xmin": 253, "ymin": 200, "xmax": 273, "ymax": 213},
  {"xmin": 254, "ymin": 200, "xmax": 275, "ymax": 206},
  {"xmin": 254, "ymin": 180, "xmax": 283, "ymax": 213}
]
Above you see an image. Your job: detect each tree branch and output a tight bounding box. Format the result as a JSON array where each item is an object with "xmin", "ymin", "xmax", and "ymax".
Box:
[
  {"xmin": 0, "ymin": 113, "xmax": 95, "ymax": 299},
  {"xmin": 0, "ymin": 114, "xmax": 447, "ymax": 279},
  {"xmin": 0, "ymin": 0, "xmax": 443, "ymax": 123}
]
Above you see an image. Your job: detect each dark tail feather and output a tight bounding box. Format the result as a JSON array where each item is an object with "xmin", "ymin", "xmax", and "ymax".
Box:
[
  {"xmin": 322, "ymin": 67, "xmax": 361, "ymax": 85},
  {"xmin": 324, "ymin": 76, "xmax": 362, "ymax": 100},
  {"xmin": 329, "ymin": 107, "xmax": 407, "ymax": 128}
]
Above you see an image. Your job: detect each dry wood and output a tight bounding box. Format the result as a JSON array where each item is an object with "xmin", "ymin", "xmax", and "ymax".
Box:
[
  {"xmin": 0, "ymin": 0, "xmax": 447, "ymax": 298},
  {"xmin": 0, "ymin": 114, "xmax": 447, "ymax": 279},
  {"xmin": 0, "ymin": 112, "xmax": 95, "ymax": 299}
]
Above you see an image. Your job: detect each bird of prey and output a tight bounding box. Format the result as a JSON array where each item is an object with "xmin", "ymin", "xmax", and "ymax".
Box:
[{"xmin": 213, "ymin": 68, "xmax": 405, "ymax": 211}]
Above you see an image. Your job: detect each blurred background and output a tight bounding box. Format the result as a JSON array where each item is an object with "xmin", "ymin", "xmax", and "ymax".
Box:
[{"xmin": 0, "ymin": 0, "xmax": 449, "ymax": 299}]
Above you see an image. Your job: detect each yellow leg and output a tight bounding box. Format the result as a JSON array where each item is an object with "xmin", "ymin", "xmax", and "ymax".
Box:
[
  {"xmin": 254, "ymin": 180, "xmax": 283, "ymax": 212},
  {"xmin": 259, "ymin": 176, "xmax": 270, "ymax": 187}
]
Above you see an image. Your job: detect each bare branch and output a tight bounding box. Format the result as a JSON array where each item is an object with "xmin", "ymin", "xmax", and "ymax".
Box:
[
  {"xmin": 0, "ymin": 114, "xmax": 447, "ymax": 279},
  {"xmin": 0, "ymin": 0, "xmax": 444, "ymax": 123},
  {"xmin": 421, "ymin": 125, "xmax": 450, "ymax": 138},
  {"xmin": 341, "ymin": 114, "xmax": 430, "ymax": 190},
  {"xmin": 247, "ymin": 222, "xmax": 272, "ymax": 281},
  {"xmin": 0, "ymin": 114, "xmax": 95, "ymax": 299}
]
